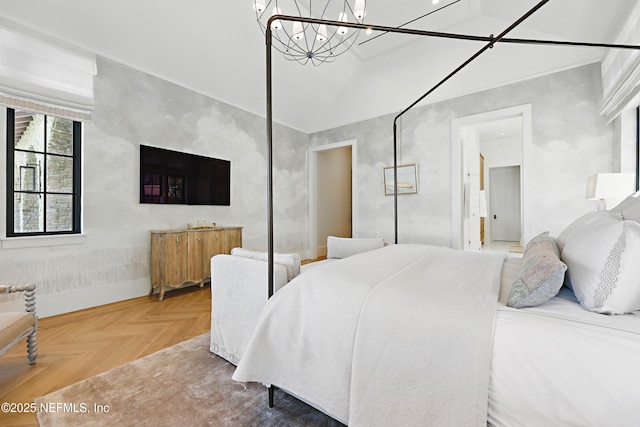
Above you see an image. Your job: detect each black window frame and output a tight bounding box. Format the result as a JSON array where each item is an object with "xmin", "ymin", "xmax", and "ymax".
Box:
[
  {"xmin": 6, "ymin": 108, "xmax": 82, "ymax": 237},
  {"xmin": 636, "ymin": 106, "xmax": 640, "ymax": 192}
]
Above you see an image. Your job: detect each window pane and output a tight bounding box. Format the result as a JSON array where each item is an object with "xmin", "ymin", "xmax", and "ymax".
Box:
[
  {"xmin": 46, "ymin": 194, "xmax": 74, "ymax": 232},
  {"xmin": 47, "ymin": 117, "xmax": 74, "ymax": 155},
  {"xmin": 46, "ymin": 154, "xmax": 73, "ymax": 193},
  {"xmin": 14, "ymin": 152, "xmax": 44, "ymax": 192},
  {"xmin": 143, "ymin": 173, "xmax": 162, "ymax": 202},
  {"xmin": 14, "ymin": 111, "xmax": 45, "ymax": 152},
  {"xmin": 14, "ymin": 193, "xmax": 44, "ymax": 233}
]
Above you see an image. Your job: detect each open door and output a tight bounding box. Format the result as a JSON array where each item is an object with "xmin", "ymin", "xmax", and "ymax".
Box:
[{"xmin": 489, "ymin": 165, "xmax": 521, "ymax": 242}]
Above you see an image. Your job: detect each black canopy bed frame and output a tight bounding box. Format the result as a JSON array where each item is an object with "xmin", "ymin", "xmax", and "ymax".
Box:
[{"xmin": 261, "ymin": 0, "xmax": 640, "ymax": 410}]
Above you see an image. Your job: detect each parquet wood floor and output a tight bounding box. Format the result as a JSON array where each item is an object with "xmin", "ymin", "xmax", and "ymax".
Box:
[{"xmin": 0, "ymin": 285, "xmax": 212, "ymax": 427}]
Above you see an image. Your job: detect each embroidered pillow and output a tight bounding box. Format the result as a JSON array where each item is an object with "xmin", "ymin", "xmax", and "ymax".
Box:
[
  {"xmin": 556, "ymin": 211, "xmax": 640, "ymax": 314},
  {"xmin": 507, "ymin": 232, "xmax": 567, "ymax": 308},
  {"xmin": 326, "ymin": 236, "xmax": 384, "ymax": 259}
]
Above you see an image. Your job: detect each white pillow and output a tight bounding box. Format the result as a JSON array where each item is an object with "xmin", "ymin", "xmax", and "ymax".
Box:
[
  {"xmin": 326, "ymin": 236, "xmax": 384, "ymax": 259},
  {"xmin": 556, "ymin": 211, "xmax": 640, "ymax": 314},
  {"xmin": 610, "ymin": 190, "xmax": 640, "ymax": 212},
  {"xmin": 230, "ymin": 248, "xmax": 301, "ymax": 282},
  {"xmin": 610, "ymin": 191, "xmax": 640, "ymax": 222}
]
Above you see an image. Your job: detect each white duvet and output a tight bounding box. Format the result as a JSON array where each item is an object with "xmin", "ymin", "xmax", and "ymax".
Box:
[{"xmin": 232, "ymin": 244, "xmax": 505, "ymax": 426}]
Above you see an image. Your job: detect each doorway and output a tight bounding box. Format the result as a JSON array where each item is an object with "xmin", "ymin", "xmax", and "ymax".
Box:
[
  {"xmin": 308, "ymin": 140, "xmax": 357, "ymax": 259},
  {"xmin": 451, "ymin": 104, "xmax": 531, "ymax": 251}
]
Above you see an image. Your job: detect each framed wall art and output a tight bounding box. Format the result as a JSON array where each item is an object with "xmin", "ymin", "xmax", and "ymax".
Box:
[{"xmin": 383, "ymin": 163, "xmax": 418, "ymax": 195}]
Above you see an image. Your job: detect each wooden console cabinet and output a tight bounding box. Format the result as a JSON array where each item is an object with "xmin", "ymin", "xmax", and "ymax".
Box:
[{"xmin": 150, "ymin": 227, "xmax": 242, "ymax": 301}]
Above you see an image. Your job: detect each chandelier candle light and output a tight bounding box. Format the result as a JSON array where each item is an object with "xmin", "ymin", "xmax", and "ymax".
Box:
[{"xmin": 253, "ymin": 0, "xmax": 366, "ymax": 65}]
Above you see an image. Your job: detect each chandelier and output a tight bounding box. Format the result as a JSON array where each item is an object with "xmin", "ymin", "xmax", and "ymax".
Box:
[{"xmin": 252, "ymin": 0, "xmax": 367, "ymax": 65}]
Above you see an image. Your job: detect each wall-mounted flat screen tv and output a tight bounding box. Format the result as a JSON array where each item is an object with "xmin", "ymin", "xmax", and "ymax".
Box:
[{"xmin": 140, "ymin": 145, "xmax": 230, "ymax": 206}]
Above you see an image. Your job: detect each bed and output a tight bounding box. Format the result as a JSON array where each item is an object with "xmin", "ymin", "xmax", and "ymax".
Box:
[
  {"xmin": 232, "ymin": 198, "xmax": 640, "ymax": 427},
  {"xmin": 242, "ymin": 2, "xmax": 640, "ymax": 425}
]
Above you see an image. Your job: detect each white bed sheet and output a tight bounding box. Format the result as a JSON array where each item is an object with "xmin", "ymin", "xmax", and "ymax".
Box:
[
  {"xmin": 234, "ymin": 253, "xmax": 640, "ymax": 426},
  {"xmin": 490, "ymin": 258, "xmax": 640, "ymax": 427}
]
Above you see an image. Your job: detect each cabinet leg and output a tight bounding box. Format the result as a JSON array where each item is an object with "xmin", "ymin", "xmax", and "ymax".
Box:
[
  {"xmin": 158, "ymin": 286, "xmax": 165, "ymax": 302},
  {"xmin": 148, "ymin": 286, "xmax": 154, "ymax": 297}
]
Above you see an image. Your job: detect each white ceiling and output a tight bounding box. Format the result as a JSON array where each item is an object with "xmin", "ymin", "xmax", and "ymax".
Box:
[{"xmin": 0, "ymin": 0, "xmax": 634, "ymax": 133}]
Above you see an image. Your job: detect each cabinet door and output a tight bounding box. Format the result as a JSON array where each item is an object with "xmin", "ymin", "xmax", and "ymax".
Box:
[
  {"xmin": 221, "ymin": 228, "xmax": 242, "ymax": 254},
  {"xmin": 202, "ymin": 230, "xmax": 223, "ymax": 279},
  {"xmin": 187, "ymin": 231, "xmax": 207, "ymax": 283},
  {"xmin": 202, "ymin": 230, "xmax": 228, "ymax": 277},
  {"xmin": 201, "ymin": 229, "xmax": 241, "ymax": 279},
  {"xmin": 163, "ymin": 232, "xmax": 188, "ymax": 287}
]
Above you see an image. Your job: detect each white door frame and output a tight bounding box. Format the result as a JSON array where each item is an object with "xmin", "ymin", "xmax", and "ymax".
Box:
[
  {"xmin": 450, "ymin": 104, "xmax": 532, "ymax": 250},
  {"xmin": 308, "ymin": 139, "xmax": 358, "ymax": 260}
]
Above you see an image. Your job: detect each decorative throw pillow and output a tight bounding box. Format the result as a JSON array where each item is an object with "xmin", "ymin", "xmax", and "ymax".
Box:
[
  {"xmin": 507, "ymin": 232, "xmax": 567, "ymax": 308},
  {"xmin": 230, "ymin": 248, "xmax": 301, "ymax": 282},
  {"xmin": 556, "ymin": 211, "xmax": 640, "ymax": 314},
  {"xmin": 326, "ymin": 236, "xmax": 384, "ymax": 259}
]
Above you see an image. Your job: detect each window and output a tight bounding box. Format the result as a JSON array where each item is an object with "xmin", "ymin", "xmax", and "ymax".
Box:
[{"xmin": 6, "ymin": 108, "xmax": 81, "ymax": 236}]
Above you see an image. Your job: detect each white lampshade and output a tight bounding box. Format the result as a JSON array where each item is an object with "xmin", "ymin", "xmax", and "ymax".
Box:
[
  {"xmin": 354, "ymin": 0, "xmax": 366, "ymax": 20},
  {"xmin": 253, "ymin": 0, "xmax": 266, "ymax": 13},
  {"xmin": 337, "ymin": 12, "xmax": 349, "ymax": 35},
  {"xmin": 292, "ymin": 22, "xmax": 305, "ymax": 41},
  {"xmin": 270, "ymin": 7, "xmax": 282, "ymax": 31},
  {"xmin": 586, "ymin": 173, "xmax": 635, "ymax": 210},
  {"xmin": 316, "ymin": 24, "xmax": 328, "ymax": 42}
]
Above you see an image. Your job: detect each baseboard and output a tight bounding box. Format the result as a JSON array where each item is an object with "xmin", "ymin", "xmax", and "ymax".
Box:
[
  {"xmin": 318, "ymin": 245, "xmax": 327, "ymax": 258},
  {"xmin": 0, "ymin": 279, "xmax": 150, "ymax": 318}
]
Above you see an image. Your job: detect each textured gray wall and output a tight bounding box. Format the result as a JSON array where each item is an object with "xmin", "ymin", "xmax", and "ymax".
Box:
[
  {"xmin": 86, "ymin": 57, "xmax": 309, "ymax": 252},
  {"xmin": 310, "ymin": 63, "xmax": 612, "ymax": 245},
  {"xmin": 0, "ymin": 60, "xmax": 613, "ymax": 316},
  {"xmin": 0, "ymin": 56, "xmax": 309, "ymax": 315}
]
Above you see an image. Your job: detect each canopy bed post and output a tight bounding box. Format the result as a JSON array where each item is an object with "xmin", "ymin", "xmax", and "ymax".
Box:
[
  {"xmin": 266, "ymin": 27, "xmax": 274, "ymax": 300},
  {"xmin": 265, "ymin": 25, "xmax": 277, "ymax": 409},
  {"xmin": 636, "ymin": 106, "xmax": 640, "ymax": 191},
  {"xmin": 393, "ymin": 121, "xmax": 399, "ymax": 243}
]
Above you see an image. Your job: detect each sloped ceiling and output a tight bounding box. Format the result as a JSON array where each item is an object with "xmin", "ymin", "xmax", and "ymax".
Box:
[{"xmin": 0, "ymin": 0, "xmax": 634, "ymax": 133}]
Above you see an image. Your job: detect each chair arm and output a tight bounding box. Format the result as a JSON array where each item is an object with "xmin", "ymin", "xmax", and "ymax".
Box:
[
  {"xmin": 0, "ymin": 284, "xmax": 37, "ymax": 316},
  {"xmin": 210, "ymin": 255, "xmax": 288, "ymax": 363},
  {"xmin": 0, "ymin": 284, "xmax": 38, "ymax": 364}
]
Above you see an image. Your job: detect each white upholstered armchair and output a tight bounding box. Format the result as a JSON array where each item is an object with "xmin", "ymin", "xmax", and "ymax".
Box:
[
  {"xmin": 209, "ymin": 249, "xmax": 300, "ymax": 365},
  {"xmin": 0, "ymin": 284, "xmax": 38, "ymax": 365},
  {"xmin": 208, "ymin": 239, "xmax": 384, "ymax": 365}
]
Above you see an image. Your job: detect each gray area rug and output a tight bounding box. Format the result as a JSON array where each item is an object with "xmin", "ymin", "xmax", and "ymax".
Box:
[{"xmin": 36, "ymin": 333, "xmax": 345, "ymax": 426}]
